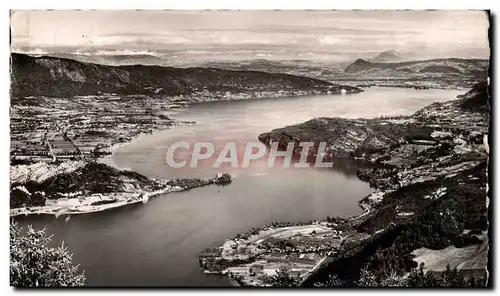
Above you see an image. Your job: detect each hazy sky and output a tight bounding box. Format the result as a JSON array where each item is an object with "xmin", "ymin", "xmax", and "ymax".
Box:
[{"xmin": 10, "ymin": 10, "xmax": 490, "ymax": 61}]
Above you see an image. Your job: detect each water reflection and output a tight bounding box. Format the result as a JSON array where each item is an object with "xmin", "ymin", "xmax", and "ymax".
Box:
[{"xmin": 16, "ymin": 88, "xmax": 462, "ymax": 286}]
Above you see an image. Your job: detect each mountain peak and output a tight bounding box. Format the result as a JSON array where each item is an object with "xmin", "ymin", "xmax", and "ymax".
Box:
[
  {"xmin": 353, "ymin": 58, "xmax": 371, "ymax": 65},
  {"xmin": 382, "ymin": 49, "xmax": 399, "ymax": 56},
  {"xmin": 371, "ymin": 50, "xmax": 402, "ymax": 63},
  {"xmin": 344, "ymin": 59, "xmax": 372, "ymax": 73}
]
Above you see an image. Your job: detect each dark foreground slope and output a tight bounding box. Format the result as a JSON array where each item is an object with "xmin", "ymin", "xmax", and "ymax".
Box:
[
  {"xmin": 256, "ymin": 83, "xmax": 490, "ymax": 286},
  {"xmin": 10, "ymin": 53, "xmax": 361, "ymax": 99}
]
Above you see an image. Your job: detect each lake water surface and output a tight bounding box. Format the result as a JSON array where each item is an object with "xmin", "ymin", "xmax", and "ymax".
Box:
[{"xmin": 15, "ymin": 87, "xmax": 464, "ymax": 286}]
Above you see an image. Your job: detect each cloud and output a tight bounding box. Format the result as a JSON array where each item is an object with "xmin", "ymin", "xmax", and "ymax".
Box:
[
  {"xmin": 318, "ymin": 36, "xmax": 349, "ymax": 45},
  {"xmin": 10, "ymin": 10, "xmax": 489, "ymax": 61}
]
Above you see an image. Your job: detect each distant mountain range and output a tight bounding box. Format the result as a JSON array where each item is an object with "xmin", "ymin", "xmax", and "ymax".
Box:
[
  {"xmin": 10, "ymin": 52, "xmax": 489, "ymax": 99},
  {"xmin": 44, "ymin": 53, "xmax": 164, "ymax": 66},
  {"xmin": 344, "ymin": 57, "xmax": 489, "ymax": 78},
  {"xmin": 369, "ymin": 50, "xmax": 403, "ymax": 63},
  {"xmin": 10, "ymin": 53, "xmax": 359, "ymax": 99}
]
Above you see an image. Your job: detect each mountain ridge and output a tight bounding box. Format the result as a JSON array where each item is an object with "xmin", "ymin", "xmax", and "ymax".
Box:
[
  {"xmin": 345, "ymin": 57, "xmax": 489, "ymax": 76},
  {"xmin": 10, "ymin": 53, "xmax": 360, "ymax": 99},
  {"xmin": 370, "ymin": 50, "xmax": 402, "ymax": 63}
]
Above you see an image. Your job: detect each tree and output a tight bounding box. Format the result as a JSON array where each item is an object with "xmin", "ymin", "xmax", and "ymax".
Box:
[
  {"xmin": 307, "ymin": 262, "xmax": 486, "ymax": 288},
  {"xmin": 357, "ymin": 267, "xmax": 379, "ymax": 287},
  {"xmin": 10, "ymin": 222, "xmax": 85, "ymax": 287},
  {"xmin": 313, "ymin": 274, "xmax": 346, "ymax": 288},
  {"xmin": 379, "ymin": 271, "xmax": 407, "ymax": 287},
  {"xmin": 264, "ymin": 268, "xmax": 301, "ymax": 287},
  {"xmin": 405, "ymin": 263, "xmax": 485, "ymax": 288},
  {"xmin": 442, "ymin": 264, "xmax": 467, "ymax": 287},
  {"xmin": 406, "ymin": 263, "xmax": 443, "ymax": 287}
]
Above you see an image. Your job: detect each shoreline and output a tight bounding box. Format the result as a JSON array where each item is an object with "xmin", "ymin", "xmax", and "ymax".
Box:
[
  {"xmin": 11, "ymin": 90, "xmax": 365, "ymax": 219},
  {"xmin": 97, "ymin": 142, "xmax": 129, "ymax": 170},
  {"xmin": 97, "ymin": 120, "xmax": 196, "ymax": 171},
  {"xmin": 10, "ymin": 83, "xmax": 488, "ymax": 286},
  {"xmin": 198, "ymin": 221, "xmax": 370, "ymax": 286},
  {"xmin": 197, "ymin": 83, "xmax": 490, "ymax": 286},
  {"xmin": 94, "ymin": 90, "xmax": 354, "ymax": 171},
  {"xmin": 183, "ymin": 89, "xmax": 362, "ymax": 106},
  {"xmin": 10, "ymin": 185, "xmax": 183, "ymax": 217},
  {"xmin": 10, "ymin": 172, "xmax": 232, "ymax": 218}
]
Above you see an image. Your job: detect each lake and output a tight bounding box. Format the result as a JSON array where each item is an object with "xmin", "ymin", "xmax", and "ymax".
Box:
[{"xmin": 15, "ymin": 87, "xmax": 464, "ymax": 286}]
